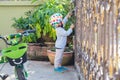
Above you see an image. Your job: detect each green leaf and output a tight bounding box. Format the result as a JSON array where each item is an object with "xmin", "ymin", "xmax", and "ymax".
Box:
[{"xmin": 36, "ymin": 23, "xmax": 41, "ymax": 38}]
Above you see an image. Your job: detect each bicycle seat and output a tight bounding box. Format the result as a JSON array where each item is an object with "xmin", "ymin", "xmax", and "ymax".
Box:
[{"xmin": 1, "ymin": 43, "xmax": 27, "ymax": 59}]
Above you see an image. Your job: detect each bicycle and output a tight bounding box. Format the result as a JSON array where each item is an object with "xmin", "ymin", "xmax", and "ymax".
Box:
[{"xmin": 0, "ymin": 29, "xmax": 35, "ymax": 80}]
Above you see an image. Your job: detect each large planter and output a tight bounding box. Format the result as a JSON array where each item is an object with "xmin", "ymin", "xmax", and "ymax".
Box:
[
  {"xmin": 47, "ymin": 49, "xmax": 73, "ymax": 65},
  {"xmin": 27, "ymin": 43, "xmax": 48, "ymax": 61}
]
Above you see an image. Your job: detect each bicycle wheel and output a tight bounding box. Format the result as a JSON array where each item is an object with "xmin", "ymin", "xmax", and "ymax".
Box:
[{"xmin": 15, "ymin": 66, "xmax": 27, "ymax": 80}]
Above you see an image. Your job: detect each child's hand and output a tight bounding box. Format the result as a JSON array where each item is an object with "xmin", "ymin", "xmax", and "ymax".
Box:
[
  {"xmin": 70, "ymin": 24, "xmax": 74, "ymax": 29},
  {"xmin": 66, "ymin": 12, "xmax": 73, "ymax": 18}
]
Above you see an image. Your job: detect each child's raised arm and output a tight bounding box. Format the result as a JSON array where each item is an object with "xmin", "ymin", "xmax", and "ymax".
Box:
[{"xmin": 63, "ymin": 11, "xmax": 73, "ymax": 26}]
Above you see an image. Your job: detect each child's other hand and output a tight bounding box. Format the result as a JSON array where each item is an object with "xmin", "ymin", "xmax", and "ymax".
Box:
[{"xmin": 70, "ymin": 24, "xmax": 74, "ymax": 29}]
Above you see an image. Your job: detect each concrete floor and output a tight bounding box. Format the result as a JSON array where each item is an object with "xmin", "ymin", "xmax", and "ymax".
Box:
[{"xmin": 0, "ymin": 60, "xmax": 78, "ymax": 80}]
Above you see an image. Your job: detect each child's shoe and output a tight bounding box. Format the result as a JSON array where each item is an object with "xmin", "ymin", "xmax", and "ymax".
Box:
[{"xmin": 54, "ymin": 67, "xmax": 64, "ymax": 73}]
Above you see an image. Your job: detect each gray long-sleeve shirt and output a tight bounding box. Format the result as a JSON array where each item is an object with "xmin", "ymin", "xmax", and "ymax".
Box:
[{"xmin": 55, "ymin": 17, "xmax": 73, "ymax": 49}]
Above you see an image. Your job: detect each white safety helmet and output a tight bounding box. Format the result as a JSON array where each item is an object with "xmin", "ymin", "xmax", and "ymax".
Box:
[{"xmin": 49, "ymin": 13, "xmax": 63, "ymax": 28}]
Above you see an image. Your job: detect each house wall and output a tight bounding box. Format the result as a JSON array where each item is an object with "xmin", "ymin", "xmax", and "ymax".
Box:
[{"xmin": 0, "ymin": 1, "xmax": 45, "ymax": 49}]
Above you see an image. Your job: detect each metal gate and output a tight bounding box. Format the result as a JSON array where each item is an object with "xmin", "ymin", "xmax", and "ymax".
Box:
[{"xmin": 74, "ymin": 0, "xmax": 120, "ymax": 80}]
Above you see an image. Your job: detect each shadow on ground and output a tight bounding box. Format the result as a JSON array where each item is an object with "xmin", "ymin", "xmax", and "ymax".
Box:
[{"xmin": 0, "ymin": 60, "xmax": 78, "ymax": 80}]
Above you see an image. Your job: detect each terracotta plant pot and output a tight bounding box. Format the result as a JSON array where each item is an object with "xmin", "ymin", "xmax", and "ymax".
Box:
[
  {"xmin": 47, "ymin": 49, "xmax": 73, "ymax": 65},
  {"xmin": 27, "ymin": 43, "xmax": 48, "ymax": 61}
]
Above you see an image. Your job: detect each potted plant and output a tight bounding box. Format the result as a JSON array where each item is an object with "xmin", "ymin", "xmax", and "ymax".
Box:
[
  {"xmin": 30, "ymin": 0, "xmax": 75, "ymax": 61},
  {"xmin": 47, "ymin": 43, "xmax": 74, "ymax": 65},
  {"xmin": 11, "ymin": 0, "xmax": 74, "ymax": 61}
]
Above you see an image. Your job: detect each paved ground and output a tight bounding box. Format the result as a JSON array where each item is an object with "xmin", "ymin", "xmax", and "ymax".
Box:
[{"xmin": 0, "ymin": 60, "xmax": 78, "ymax": 80}]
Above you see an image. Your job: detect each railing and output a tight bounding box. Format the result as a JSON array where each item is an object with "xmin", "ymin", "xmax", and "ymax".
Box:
[{"xmin": 75, "ymin": 0, "xmax": 120, "ymax": 80}]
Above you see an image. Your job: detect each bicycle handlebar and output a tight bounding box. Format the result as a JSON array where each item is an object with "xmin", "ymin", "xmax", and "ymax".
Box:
[
  {"xmin": 0, "ymin": 29, "xmax": 36, "ymax": 45},
  {"xmin": 22, "ymin": 29, "xmax": 36, "ymax": 36}
]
